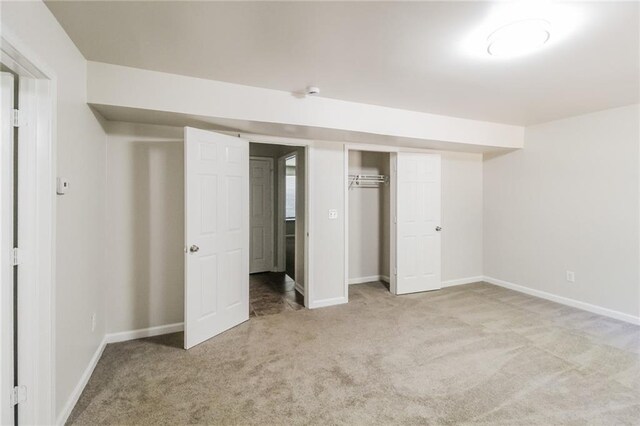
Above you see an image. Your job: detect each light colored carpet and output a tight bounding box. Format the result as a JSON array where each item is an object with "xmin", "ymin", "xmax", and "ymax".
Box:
[{"xmin": 68, "ymin": 282, "xmax": 640, "ymax": 425}]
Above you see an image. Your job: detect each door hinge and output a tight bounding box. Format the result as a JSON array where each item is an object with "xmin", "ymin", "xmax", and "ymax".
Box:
[
  {"xmin": 11, "ymin": 109, "xmax": 24, "ymax": 127},
  {"xmin": 11, "ymin": 386, "xmax": 26, "ymax": 406},
  {"xmin": 12, "ymin": 247, "xmax": 22, "ymax": 266},
  {"xmin": 393, "ymin": 266, "xmax": 397, "ymax": 276}
]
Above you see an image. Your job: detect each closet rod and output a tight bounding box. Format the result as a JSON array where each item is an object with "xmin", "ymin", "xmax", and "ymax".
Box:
[{"xmin": 348, "ymin": 174, "xmax": 389, "ymax": 189}]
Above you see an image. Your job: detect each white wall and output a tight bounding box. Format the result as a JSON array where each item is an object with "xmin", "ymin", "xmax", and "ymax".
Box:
[
  {"xmin": 1, "ymin": 1, "xmax": 108, "ymax": 420},
  {"xmin": 105, "ymin": 129, "xmax": 484, "ymax": 314},
  {"xmin": 106, "ymin": 122, "xmax": 184, "ymax": 333},
  {"xmin": 308, "ymin": 141, "xmax": 347, "ymax": 305},
  {"xmin": 441, "ymin": 152, "xmax": 484, "ymax": 283},
  {"xmin": 484, "ymin": 104, "xmax": 640, "ymax": 320}
]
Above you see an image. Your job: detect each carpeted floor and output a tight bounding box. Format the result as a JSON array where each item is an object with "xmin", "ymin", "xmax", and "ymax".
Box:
[{"xmin": 68, "ymin": 282, "xmax": 640, "ymax": 425}]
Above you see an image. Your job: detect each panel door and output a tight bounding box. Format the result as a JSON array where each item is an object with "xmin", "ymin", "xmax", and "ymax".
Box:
[
  {"xmin": 396, "ymin": 153, "xmax": 442, "ymax": 294},
  {"xmin": 249, "ymin": 158, "xmax": 273, "ymax": 273},
  {"xmin": 184, "ymin": 127, "xmax": 249, "ymax": 349}
]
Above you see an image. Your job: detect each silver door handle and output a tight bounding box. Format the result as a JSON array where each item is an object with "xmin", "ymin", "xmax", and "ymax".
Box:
[
  {"xmin": 189, "ymin": 245, "xmax": 200, "ymax": 253},
  {"xmin": 435, "ymin": 226, "xmax": 442, "ymax": 232}
]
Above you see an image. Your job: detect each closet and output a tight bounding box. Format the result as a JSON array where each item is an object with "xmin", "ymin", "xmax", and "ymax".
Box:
[{"xmin": 347, "ymin": 150, "xmax": 392, "ymax": 289}]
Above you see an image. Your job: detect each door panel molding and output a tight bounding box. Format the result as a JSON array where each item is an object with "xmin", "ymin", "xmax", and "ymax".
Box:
[{"xmin": 184, "ymin": 127, "xmax": 249, "ymax": 349}]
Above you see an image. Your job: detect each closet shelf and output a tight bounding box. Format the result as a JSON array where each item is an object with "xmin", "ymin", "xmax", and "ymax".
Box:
[{"xmin": 348, "ymin": 174, "xmax": 389, "ymax": 189}]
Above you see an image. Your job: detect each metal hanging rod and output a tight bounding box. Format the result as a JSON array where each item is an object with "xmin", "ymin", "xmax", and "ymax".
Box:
[{"xmin": 348, "ymin": 174, "xmax": 389, "ymax": 189}]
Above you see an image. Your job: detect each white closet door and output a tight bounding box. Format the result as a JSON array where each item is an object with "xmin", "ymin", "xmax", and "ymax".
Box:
[
  {"xmin": 184, "ymin": 127, "xmax": 249, "ymax": 349},
  {"xmin": 249, "ymin": 158, "xmax": 273, "ymax": 273},
  {"xmin": 396, "ymin": 152, "xmax": 442, "ymax": 294}
]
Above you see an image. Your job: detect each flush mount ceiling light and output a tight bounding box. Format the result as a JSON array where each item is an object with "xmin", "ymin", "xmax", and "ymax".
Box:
[{"xmin": 487, "ymin": 18, "xmax": 551, "ymax": 57}]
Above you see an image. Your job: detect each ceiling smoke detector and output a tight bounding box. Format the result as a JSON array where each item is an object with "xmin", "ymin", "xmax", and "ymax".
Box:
[{"xmin": 306, "ymin": 86, "xmax": 320, "ymax": 96}]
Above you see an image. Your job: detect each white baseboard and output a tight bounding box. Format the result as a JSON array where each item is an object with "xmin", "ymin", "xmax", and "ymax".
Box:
[
  {"xmin": 56, "ymin": 335, "xmax": 108, "ymax": 425},
  {"xmin": 349, "ymin": 275, "xmax": 389, "ymax": 285},
  {"xmin": 483, "ymin": 276, "xmax": 640, "ymax": 326},
  {"xmin": 309, "ymin": 296, "xmax": 348, "ymax": 309},
  {"xmin": 105, "ymin": 322, "xmax": 184, "ymax": 344},
  {"xmin": 441, "ymin": 276, "xmax": 484, "ymax": 288},
  {"xmin": 294, "ymin": 282, "xmax": 304, "ymax": 295}
]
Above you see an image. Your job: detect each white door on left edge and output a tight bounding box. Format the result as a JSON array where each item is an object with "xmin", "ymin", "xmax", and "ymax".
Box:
[
  {"xmin": 249, "ymin": 158, "xmax": 273, "ymax": 273},
  {"xmin": 184, "ymin": 127, "xmax": 249, "ymax": 349}
]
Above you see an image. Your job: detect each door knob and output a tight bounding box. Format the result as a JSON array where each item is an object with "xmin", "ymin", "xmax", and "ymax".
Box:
[
  {"xmin": 189, "ymin": 245, "xmax": 200, "ymax": 253},
  {"xmin": 435, "ymin": 226, "xmax": 442, "ymax": 232}
]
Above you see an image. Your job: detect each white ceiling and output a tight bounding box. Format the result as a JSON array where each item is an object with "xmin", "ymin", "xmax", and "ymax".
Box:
[{"xmin": 46, "ymin": 1, "xmax": 639, "ymax": 126}]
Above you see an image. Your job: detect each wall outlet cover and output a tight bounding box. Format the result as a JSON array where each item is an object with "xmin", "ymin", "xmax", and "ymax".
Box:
[{"xmin": 566, "ymin": 271, "xmax": 575, "ymax": 283}]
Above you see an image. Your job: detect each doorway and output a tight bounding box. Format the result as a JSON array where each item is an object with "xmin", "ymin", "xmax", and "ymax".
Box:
[
  {"xmin": 344, "ymin": 145, "xmax": 443, "ymax": 301},
  {"xmin": 249, "ymin": 144, "xmax": 305, "ymax": 317},
  {"xmin": 346, "ymin": 149, "xmax": 394, "ymax": 295}
]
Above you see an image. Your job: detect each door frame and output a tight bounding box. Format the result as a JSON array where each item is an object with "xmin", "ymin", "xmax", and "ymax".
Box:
[
  {"xmin": 276, "ymin": 154, "xmax": 286, "ymax": 273},
  {"xmin": 343, "ymin": 144, "xmax": 399, "ymax": 300},
  {"xmin": 344, "ymin": 144, "xmax": 443, "ymax": 300},
  {"xmin": 239, "ymin": 135, "xmax": 312, "ymax": 309},
  {"xmin": 249, "ymin": 156, "xmax": 275, "ymax": 273},
  {"xmin": 1, "ymin": 35, "xmax": 56, "ymax": 425},
  {"xmin": 276, "ymin": 151, "xmax": 300, "ymax": 282}
]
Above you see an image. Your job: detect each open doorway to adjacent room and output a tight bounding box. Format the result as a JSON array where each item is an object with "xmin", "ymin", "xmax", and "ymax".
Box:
[{"xmin": 249, "ymin": 143, "xmax": 306, "ymax": 316}]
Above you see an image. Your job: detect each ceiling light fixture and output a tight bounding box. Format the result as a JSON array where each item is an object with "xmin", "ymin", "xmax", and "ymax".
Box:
[{"xmin": 487, "ymin": 18, "xmax": 551, "ymax": 57}]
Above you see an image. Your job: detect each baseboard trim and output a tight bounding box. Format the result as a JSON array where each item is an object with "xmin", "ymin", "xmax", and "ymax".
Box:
[
  {"xmin": 349, "ymin": 275, "xmax": 390, "ymax": 285},
  {"xmin": 309, "ymin": 296, "xmax": 348, "ymax": 309},
  {"xmin": 483, "ymin": 276, "xmax": 640, "ymax": 326},
  {"xmin": 294, "ymin": 282, "xmax": 304, "ymax": 295},
  {"xmin": 56, "ymin": 335, "xmax": 108, "ymax": 425},
  {"xmin": 105, "ymin": 322, "xmax": 184, "ymax": 344},
  {"xmin": 441, "ymin": 276, "xmax": 484, "ymax": 288}
]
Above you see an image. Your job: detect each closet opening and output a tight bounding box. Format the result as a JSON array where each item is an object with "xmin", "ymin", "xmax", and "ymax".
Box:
[
  {"xmin": 249, "ymin": 143, "xmax": 306, "ymax": 317},
  {"xmin": 346, "ymin": 148, "xmax": 395, "ymax": 298}
]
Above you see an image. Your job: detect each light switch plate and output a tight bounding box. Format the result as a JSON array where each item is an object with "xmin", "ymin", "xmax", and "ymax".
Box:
[
  {"xmin": 328, "ymin": 209, "xmax": 338, "ymax": 219},
  {"xmin": 56, "ymin": 177, "xmax": 70, "ymax": 195}
]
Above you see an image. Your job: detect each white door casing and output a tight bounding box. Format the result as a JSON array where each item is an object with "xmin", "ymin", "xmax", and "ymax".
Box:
[
  {"xmin": 396, "ymin": 152, "xmax": 441, "ymax": 294},
  {"xmin": 184, "ymin": 127, "xmax": 249, "ymax": 349},
  {"xmin": 249, "ymin": 158, "xmax": 274, "ymax": 273},
  {"xmin": 0, "ymin": 71, "xmax": 15, "ymax": 426}
]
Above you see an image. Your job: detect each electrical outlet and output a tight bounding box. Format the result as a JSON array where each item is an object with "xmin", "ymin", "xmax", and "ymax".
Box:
[
  {"xmin": 328, "ymin": 209, "xmax": 338, "ymax": 219},
  {"xmin": 566, "ymin": 271, "xmax": 575, "ymax": 283},
  {"xmin": 91, "ymin": 313, "xmax": 96, "ymax": 332}
]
